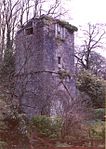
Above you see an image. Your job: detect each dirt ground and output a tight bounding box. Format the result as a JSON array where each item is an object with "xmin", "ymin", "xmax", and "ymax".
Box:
[{"xmin": 29, "ymin": 136, "xmax": 105, "ymax": 149}]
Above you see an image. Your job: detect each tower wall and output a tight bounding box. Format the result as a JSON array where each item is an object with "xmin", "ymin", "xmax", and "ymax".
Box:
[{"xmin": 15, "ymin": 16, "xmax": 77, "ymax": 117}]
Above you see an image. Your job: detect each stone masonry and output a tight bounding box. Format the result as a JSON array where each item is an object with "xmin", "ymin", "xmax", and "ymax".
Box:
[{"xmin": 15, "ymin": 15, "xmax": 77, "ymax": 117}]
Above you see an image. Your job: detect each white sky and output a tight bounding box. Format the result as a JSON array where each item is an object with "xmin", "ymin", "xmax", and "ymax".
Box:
[
  {"xmin": 69, "ymin": 0, "xmax": 106, "ymax": 25},
  {"xmin": 62, "ymin": 0, "xmax": 106, "ymax": 57}
]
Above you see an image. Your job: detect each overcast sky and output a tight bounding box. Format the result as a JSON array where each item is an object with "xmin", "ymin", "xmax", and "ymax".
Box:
[
  {"xmin": 62, "ymin": 0, "xmax": 106, "ymax": 57},
  {"xmin": 70, "ymin": 0, "xmax": 106, "ymax": 25}
]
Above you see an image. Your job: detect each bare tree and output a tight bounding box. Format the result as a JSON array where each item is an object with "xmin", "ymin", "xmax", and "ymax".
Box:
[
  {"xmin": 88, "ymin": 51, "xmax": 106, "ymax": 78},
  {"xmin": 0, "ymin": 0, "xmax": 21, "ymax": 64},
  {"xmin": 75, "ymin": 23, "xmax": 106, "ymax": 71},
  {"xmin": 19, "ymin": 0, "xmax": 34, "ymax": 26},
  {"xmin": 32, "ymin": 0, "xmax": 65, "ymax": 18},
  {"xmin": 0, "ymin": 0, "xmax": 68, "ymax": 65}
]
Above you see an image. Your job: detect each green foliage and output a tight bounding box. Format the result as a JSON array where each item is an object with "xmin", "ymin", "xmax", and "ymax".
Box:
[
  {"xmin": 0, "ymin": 107, "xmax": 30, "ymax": 148},
  {"xmin": 89, "ymin": 120, "xmax": 105, "ymax": 140},
  {"xmin": 94, "ymin": 108, "xmax": 105, "ymax": 121},
  {"xmin": 77, "ymin": 70, "xmax": 105, "ymax": 108},
  {"xmin": 58, "ymin": 20, "xmax": 78, "ymax": 32},
  {"xmin": 58, "ymin": 69, "xmax": 70, "ymax": 80},
  {"xmin": 42, "ymin": 15, "xmax": 78, "ymax": 32},
  {"xmin": 31, "ymin": 115, "xmax": 62, "ymax": 139}
]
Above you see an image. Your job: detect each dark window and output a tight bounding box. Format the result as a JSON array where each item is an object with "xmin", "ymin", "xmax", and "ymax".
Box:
[
  {"xmin": 58, "ymin": 57, "xmax": 61, "ymax": 64},
  {"xmin": 26, "ymin": 27, "xmax": 33, "ymax": 35}
]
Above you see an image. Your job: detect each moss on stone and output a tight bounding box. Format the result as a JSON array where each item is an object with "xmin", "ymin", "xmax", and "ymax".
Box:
[
  {"xmin": 58, "ymin": 20, "xmax": 78, "ymax": 32},
  {"xmin": 41, "ymin": 15, "xmax": 78, "ymax": 32}
]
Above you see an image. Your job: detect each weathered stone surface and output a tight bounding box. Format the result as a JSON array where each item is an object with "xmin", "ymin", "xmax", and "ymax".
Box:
[{"xmin": 15, "ymin": 16, "xmax": 77, "ymax": 117}]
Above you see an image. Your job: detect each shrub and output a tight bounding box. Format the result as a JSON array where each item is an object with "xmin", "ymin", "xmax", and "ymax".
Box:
[
  {"xmin": 0, "ymin": 109, "xmax": 30, "ymax": 149},
  {"xmin": 89, "ymin": 120, "xmax": 105, "ymax": 140},
  {"xmin": 77, "ymin": 70, "xmax": 105, "ymax": 108},
  {"xmin": 94, "ymin": 108, "xmax": 105, "ymax": 121},
  {"xmin": 31, "ymin": 115, "xmax": 62, "ymax": 139}
]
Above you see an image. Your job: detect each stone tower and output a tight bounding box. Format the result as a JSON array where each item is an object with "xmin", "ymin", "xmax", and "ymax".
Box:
[{"xmin": 15, "ymin": 15, "xmax": 77, "ymax": 117}]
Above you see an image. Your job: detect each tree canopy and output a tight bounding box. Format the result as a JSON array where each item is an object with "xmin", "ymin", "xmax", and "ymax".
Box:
[{"xmin": 77, "ymin": 70, "xmax": 105, "ymax": 108}]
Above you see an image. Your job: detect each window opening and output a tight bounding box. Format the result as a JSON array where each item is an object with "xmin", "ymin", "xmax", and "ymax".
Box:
[
  {"xmin": 55, "ymin": 24, "xmax": 65, "ymax": 39},
  {"xmin": 26, "ymin": 27, "xmax": 33, "ymax": 35},
  {"xmin": 58, "ymin": 57, "xmax": 61, "ymax": 64}
]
